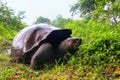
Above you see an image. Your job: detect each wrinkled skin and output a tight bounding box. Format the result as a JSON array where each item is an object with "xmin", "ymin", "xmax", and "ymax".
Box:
[
  {"xmin": 30, "ymin": 37, "xmax": 82, "ymax": 69},
  {"xmin": 30, "ymin": 43, "xmax": 53, "ymax": 69},
  {"xmin": 10, "ymin": 24, "xmax": 82, "ymax": 70}
]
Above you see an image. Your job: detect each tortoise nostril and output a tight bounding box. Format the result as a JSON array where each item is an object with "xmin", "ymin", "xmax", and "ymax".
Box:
[{"xmin": 74, "ymin": 39, "xmax": 82, "ymax": 47}]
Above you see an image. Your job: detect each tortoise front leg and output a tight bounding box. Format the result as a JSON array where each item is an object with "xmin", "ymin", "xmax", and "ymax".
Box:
[{"xmin": 30, "ymin": 43, "xmax": 53, "ymax": 70}]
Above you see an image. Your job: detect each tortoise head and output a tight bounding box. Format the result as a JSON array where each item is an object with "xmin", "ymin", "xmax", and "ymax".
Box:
[{"xmin": 59, "ymin": 37, "xmax": 82, "ymax": 54}]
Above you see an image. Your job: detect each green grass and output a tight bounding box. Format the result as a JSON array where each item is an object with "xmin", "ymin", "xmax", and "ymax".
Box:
[{"xmin": 0, "ymin": 53, "xmax": 120, "ymax": 80}]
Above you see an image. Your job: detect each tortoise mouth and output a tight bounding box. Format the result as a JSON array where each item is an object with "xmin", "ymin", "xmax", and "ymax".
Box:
[{"xmin": 78, "ymin": 38, "xmax": 82, "ymax": 45}]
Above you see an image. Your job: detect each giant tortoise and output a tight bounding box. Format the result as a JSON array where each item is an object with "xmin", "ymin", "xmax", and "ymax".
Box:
[{"xmin": 10, "ymin": 24, "xmax": 82, "ymax": 69}]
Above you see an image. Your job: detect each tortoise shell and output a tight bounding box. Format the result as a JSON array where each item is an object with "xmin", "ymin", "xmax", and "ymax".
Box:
[{"xmin": 10, "ymin": 24, "xmax": 72, "ymax": 64}]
